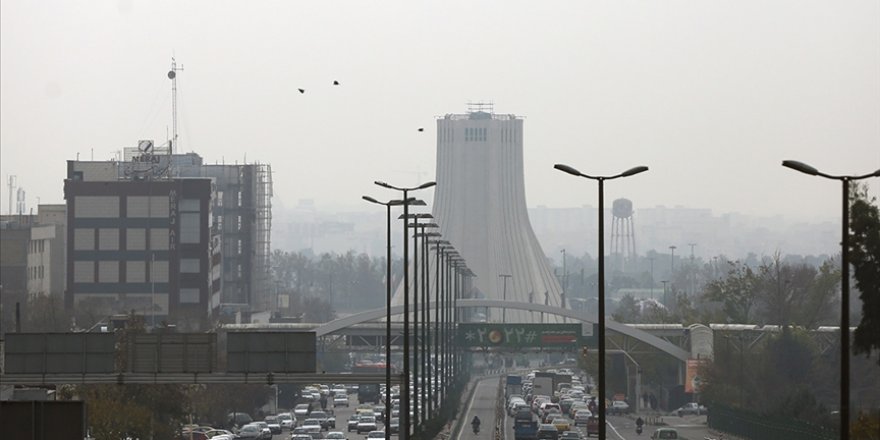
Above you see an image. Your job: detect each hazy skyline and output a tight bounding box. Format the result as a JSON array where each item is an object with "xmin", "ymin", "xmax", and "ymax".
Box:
[{"xmin": 1, "ymin": 1, "xmax": 878, "ymax": 223}]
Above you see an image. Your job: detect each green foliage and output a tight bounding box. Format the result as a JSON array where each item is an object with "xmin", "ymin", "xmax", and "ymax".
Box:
[
  {"xmin": 704, "ymin": 261, "xmax": 759, "ymax": 323},
  {"xmin": 850, "ymin": 184, "xmax": 880, "ymax": 362}
]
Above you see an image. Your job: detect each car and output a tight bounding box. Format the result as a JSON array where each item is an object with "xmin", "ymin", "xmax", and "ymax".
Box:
[
  {"xmin": 559, "ymin": 432, "xmax": 582, "ymax": 440},
  {"xmin": 674, "ymin": 402, "xmax": 706, "ymax": 417},
  {"xmin": 301, "ymin": 425, "xmax": 323, "ymax": 440},
  {"xmin": 234, "ymin": 424, "xmax": 262, "ymax": 439},
  {"xmin": 263, "ymin": 416, "xmax": 282, "ymax": 434},
  {"xmin": 277, "ymin": 412, "xmax": 296, "ymax": 430},
  {"xmin": 388, "ymin": 417, "xmax": 400, "ymax": 434},
  {"xmin": 309, "ymin": 410, "xmax": 336, "ymax": 430},
  {"xmin": 295, "ymin": 403, "xmax": 312, "ymax": 418},
  {"xmin": 366, "ymin": 431, "xmax": 385, "ymax": 440},
  {"xmin": 303, "ymin": 418, "xmax": 323, "ymax": 431},
  {"xmin": 573, "ymin": 410, "xmax": 592, "ymax": 427},
  {"xmin": 204, "ymin": 429, "xmax": 234, "ymax": 440},
  {"xmin": 247, "ymin": 422, "xmax": 272, "ymax": 440},
  {"xmin": 291, "ymin": 435, "xmax": 314, "ymax": 440},
  {"xmin": 325, "ymin": 431, "xmax": 347, "ymax": 440},
  {"xmin": 537, "ymin": 424, "xmax": 559, "ymax": 440},
  {"xmin": 227, "ymin": 412, "xmax": 253, "ymax": 427},
  {"xmin": 550, "ymin": 417, "xmax": 570, "ymax": 432},
  {"xmin": 542, "ymin": 409, "xmax": 562, "ymax": 423},
  {"xmin": 586, "ymin": 417, "xmax": 599, "ymax": 438},
  {"xmin": 333, "ymin": 394, "xmax": 350, "ymax": 407},
  {"xmin": 347, "ymin": 415, "xmax": 360, "ymax": 432},
  {"xmin": 609, "ymin": 400, "xmax": 630, "ymax": 415},
  {"xmin": 356, "ymin": 415, "xmax": 378, "ymax": 434},
  {"xmin": 650, "ymin": 428, "xmax": 679, "ymax": 439}
]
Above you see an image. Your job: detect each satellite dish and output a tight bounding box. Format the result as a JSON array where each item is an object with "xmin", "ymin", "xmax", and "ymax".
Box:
[{"xmin": 167, "ymin": 70, "xmax": 176, "ymax": 79}]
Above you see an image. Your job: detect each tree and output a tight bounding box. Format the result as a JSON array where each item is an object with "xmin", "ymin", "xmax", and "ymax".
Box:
[
  {"xmin": 850, "ymin": 184, "xmax": 880, "ymax": 362},
  {"xmin": 703, "ymin": 261, "xmax": 759, "ymax": 323}
]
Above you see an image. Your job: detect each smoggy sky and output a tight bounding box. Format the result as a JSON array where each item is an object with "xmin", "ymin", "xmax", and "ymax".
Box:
[{"xmin": 1, "ymin": 1, "xmax": 878, "ymax": 223}]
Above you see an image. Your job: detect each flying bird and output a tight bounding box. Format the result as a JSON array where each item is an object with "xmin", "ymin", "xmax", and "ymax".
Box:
[
  {"xmin": 418, "ymin": 128, "xmax": 424, "ymax": 132},
  {"xmin": 333, "ymin": 80, "xmax": 340, "ymax": 85},
  {"xmin": 298, "ymin": 88, "xmax": 305, "ymax": 94}
]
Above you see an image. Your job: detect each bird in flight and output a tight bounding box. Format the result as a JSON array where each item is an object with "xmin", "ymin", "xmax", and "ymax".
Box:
[
  {"xmin": 333, "ymin": 80, "xmax": 340, "ymax": 86},
  {"xmin": 418, "ymin": 128, "xmax": 424, "ymax": 132},
  {"xmin": 298, "ymin": 88, "xmax": 305, "ymax": 94}
]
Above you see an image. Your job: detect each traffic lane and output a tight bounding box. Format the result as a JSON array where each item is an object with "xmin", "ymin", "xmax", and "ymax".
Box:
[
  {"xmin": 459, "ymin": 377, "xmax": 500, "ymax": 440},
  {"xmin": 272, "ymin": 393, "xmax": 390, "ymax": 440},
  {"xmin": 605, "ymin": 414, "xmax": 709, "ymax": 440}
]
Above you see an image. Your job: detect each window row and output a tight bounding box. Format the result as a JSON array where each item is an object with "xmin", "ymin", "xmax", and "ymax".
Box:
[
  {"xmin": 72, "ymin": 258, "xmax": 204, "ymax": 283},
  {"xmin": 29, "ymin": 240, "xmax": 46, "ymax": 254},
  {"xmin": 74, "ymin": 196, "xmax": 202, "ymax": 219},
  {"xmin": 29, "ymin": 265, "xmax": 45, "ymax": 280},
  {"xmin": 465, "ymin": 127, "xmax": 488, "ymax": 142},
  {"xmin": 73, "ymin": 226, "xmax": 201, "ymax": 250}
]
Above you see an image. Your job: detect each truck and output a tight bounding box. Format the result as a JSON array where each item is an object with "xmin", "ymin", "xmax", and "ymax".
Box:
[
  {"xmin": 357, "ymin": 383, "xmax": 380, "ymax": 404},
  {"xmin": 532, "ymin": 375, "xmax": 554, "ymax": 402},
  {"xmin": 513, "ymin": 420, "xmax": 539, "ymax": 440},
  {"xmin": 506, "ymin": 375, "xmax": 523, "ymax": 399}
]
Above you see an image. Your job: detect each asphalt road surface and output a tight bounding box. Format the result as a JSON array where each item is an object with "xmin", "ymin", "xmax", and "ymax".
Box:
[{"xmin": 458, "ymin": 377, "xmax": 501, "ymax": 440}]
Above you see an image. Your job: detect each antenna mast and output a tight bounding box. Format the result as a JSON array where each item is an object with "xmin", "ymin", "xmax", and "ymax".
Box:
[
  {"xmin": 167, "ymin": 57, "xmax": 184, "ymax": 155},
  {"xmin": 7, "ymin": 175, "xmax": 16, "ymax": 215}
]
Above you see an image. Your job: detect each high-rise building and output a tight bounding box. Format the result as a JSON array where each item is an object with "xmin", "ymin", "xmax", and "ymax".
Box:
[{"xmin": 393, "ymin": 106, "xmax": 564, "ymax": 323}]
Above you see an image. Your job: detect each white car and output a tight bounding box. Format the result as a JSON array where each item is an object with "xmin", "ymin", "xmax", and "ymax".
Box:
[
  {"xmin": 325, "ymin": 431, "xmax": 347, "ymax": 440},
  {"xmin": 277, "ymin": 412, "xmax": 296, "ymax": 429},
  {"xmin": 610, "ymin": 400, "xmax": 630, "ymax": 414},
  {"xmin": 356, "ymin": 416, "xmax": 378, "ymax": 434},
  {"xmin": 333, "ymin": 394, "xmax": 350, "ymax": 407}
]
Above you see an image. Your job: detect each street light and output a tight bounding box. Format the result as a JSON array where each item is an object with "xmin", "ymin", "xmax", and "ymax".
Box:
[
  {"xmin": 782, "ymin": 160, "xmax": 879, "ymax": 440},
  {"xmin": 415, "ymin": 228, "xmax": 440, "ymax": 419},
  {"xmin": 554, "ymin": 163, "xmax": 648, "ymax": 440},
  {"xmin": 430, "ymin": 239, "xmax": 450, "ymax": 413},
  {"xmin": 362, "ymin": 195, "xmax": 412, "ymax": 440},
  {"xmin": 401, "ymin": 213, "xmax": 432, "ymax": 431},
  {"xmin": 375, "ymin": 180, "xmax": 435, "ymax": 440}
]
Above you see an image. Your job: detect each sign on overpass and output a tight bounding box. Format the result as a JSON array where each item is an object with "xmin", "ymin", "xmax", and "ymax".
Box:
[
  {"xmin": 3, "ymin": 333, "xmax": 116, "ymax": 374},
  {"xmin": 456, "ymin": 323, "xmax": 597, "ymax": 349}
]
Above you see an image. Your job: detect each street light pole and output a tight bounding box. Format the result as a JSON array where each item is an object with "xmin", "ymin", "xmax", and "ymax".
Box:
[
  {"xmin": 554, "ymin": 163, "xmax": 649, "ymax": 440},
  {"xmin": 363, "ymin": 195, "xmax": 411, "ymax": 440},
  {"xmin": 782, "ymin": 160, "xmax": 879, "ymax": 440},
  {"xmin": 375, "ymin": 180, "xmax": 435, "ymax": 439}
]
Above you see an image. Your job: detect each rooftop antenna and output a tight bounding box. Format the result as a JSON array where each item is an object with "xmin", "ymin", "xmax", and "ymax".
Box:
[
  {"xmin": 7, "ymin": 175, "xmax": 16, "ymax": 215},
  {"xmin": 168, "ymin": 57, "xmax": 184, "ymax": 157}
]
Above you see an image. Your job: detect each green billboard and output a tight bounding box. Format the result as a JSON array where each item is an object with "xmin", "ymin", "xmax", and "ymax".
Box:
[{"xmin": 456, "ymin": 323, "xmax": 597, "ymax": 349}]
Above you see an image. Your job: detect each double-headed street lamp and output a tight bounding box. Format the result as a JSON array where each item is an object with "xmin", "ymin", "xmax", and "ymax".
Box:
[
  {"xmin": 375, "ymin": 180, "xmax": 435, "ymax": 439},
  {"xmin": 362, "ymin": 195, "xmax": 413, "ymax": 440},
  {"xmin": 554, "ymin": 163, "xmax": 648, "ymax": 440},
  {"xmin": 782, "ymin": 160, "xmax": 879, "ymax": 440}
]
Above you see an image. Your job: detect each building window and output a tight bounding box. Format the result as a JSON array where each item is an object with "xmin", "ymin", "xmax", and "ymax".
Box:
[
  {"xmin": 180, "ymin": 258, "xmax": 201, "ymax": 273},
  {"xmin": 127, "ymin": 261, "xmax": 146, "ymax": 283},
  {"xmin": 75, "ymin": 196, "xmax": 119, "ymax": 218},
  {"xmin": 74, "ymin": 228, "xmax": 95, "ymax": 250},
  {"xmin": 127, "ymin": 229, "xmax": 146, "ymax": 250},
  {"xmin": 180, "ymin": 199, "xmax": 201, "ymax": 212},
  {"xmin": 180, "ymin": 213, "xmax": 201, "ymax": 244},
  {"xmin": 98, "ymin": 261, "xmax": 119, "ymax": 283},
  {"xmin": 150, "ymin": 260, "xmax": 169, "ymax": 282},
  {"xmin": 74, "ymin": 261, "xmax": 95, "ymax": 283},
  {"xmin": 98, "ymin": 229, "xmax": 120, "ymax": 250},
  {"xmin": 149, "ymin": 228, "xmax": 169, "ymax": 250},
  {"xmin": 126, "ymin": 196, "xmax": 169, "ymax": 218},
  {"xmin": 179, "ymin": 288, "xmax": 200, "ymax": 304}
]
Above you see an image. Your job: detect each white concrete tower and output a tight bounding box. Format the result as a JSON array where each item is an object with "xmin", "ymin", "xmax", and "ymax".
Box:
[{"xmin": 430, "ymin": 106, "xmax": 563, "ymax": 323}]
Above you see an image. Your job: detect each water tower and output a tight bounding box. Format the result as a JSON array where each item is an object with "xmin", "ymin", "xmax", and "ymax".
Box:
[{"xmin": 610, "ymin": 198, "xmax": 636, "ymax": 272}]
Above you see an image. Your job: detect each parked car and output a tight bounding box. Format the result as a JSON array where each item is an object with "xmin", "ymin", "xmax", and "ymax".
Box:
[{"xmin": 674, "ymin": 402, "xmax": 706, "ymax": 417}]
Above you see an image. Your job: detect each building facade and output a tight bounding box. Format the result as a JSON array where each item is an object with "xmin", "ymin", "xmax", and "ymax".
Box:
[{"xmin": 64, "ymin": 160, "xmax": 220, "ymax": 330}]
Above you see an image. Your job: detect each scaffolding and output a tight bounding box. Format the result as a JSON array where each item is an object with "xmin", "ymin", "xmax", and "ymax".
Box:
[{"xmin": 253, "ymin": 163, "xmax": 273, "ymax": 312}]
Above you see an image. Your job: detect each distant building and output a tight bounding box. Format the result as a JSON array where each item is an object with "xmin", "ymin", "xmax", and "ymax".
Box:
[
  {"xmin": 27, "ymin": 204, "xmax": 67, "ymax": 300},
  {"xmin": 64, "ymin": 156, "xmax": 220, "ymax": 330},
  {"xmin": 0, "ymin": 214, "xmax": 36, "ymax": 333}
]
